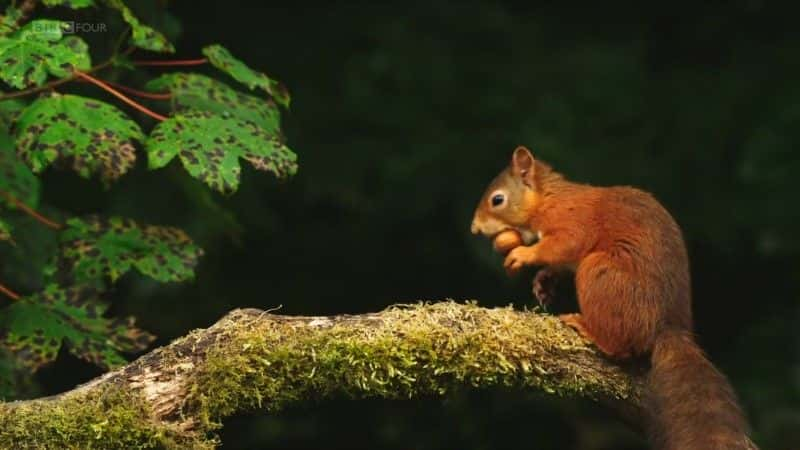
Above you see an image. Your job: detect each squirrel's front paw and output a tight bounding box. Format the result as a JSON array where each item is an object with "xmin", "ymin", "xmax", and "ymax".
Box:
[{"xmin": 504, "ymin": 246, "xmax": 537, "ymax": 276}]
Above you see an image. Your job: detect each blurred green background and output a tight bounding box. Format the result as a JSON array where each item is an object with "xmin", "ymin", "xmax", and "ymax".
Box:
[{"xmin": 10, "ymin": 1, "xmax": 800, "ymax": 449}]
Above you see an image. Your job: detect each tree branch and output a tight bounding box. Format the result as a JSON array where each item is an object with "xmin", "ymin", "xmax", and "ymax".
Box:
[{"xmin": 0, "ymin": 301, "xmax": 646, "ymax": 449}]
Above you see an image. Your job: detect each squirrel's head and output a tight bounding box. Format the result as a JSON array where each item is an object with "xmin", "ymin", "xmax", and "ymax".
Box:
[{"xmin": 471, "ymin": 146, "xmax": 544, "ymax": 243}]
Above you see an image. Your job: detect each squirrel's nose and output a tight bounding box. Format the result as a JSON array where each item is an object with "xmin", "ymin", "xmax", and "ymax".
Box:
[{"xmin": 471, "ymin": 219, "xmax": 480, "ymax": 235}]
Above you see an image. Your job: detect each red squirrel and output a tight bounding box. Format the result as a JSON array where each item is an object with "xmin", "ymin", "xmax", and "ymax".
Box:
[{"xmin": 471, "ymin": 146, "xmax": 757, "ymax": 450}]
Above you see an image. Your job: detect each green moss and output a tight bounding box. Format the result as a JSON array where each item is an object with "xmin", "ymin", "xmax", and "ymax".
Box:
[
  {"xmin": 188, "ymin": 301, "xmax": 638, "ymax": 429},
  {"xmin": 0, "ymin": 385, "xmax": 213, "ymax": 449},
  {"xmin": 0, "ymin": 302, "xmax": 638, "ymax": 448}
]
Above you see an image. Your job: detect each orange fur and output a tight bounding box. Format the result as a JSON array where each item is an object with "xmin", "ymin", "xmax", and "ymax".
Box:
[{"xmin": 472, "ymin": 146, "xmax": 757, "ymax": 450}]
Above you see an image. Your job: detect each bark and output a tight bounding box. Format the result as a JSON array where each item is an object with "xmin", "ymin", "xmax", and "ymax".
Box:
[{"xmin": 0, "ymin": 301, "xmax": 646, "ymax": 449}]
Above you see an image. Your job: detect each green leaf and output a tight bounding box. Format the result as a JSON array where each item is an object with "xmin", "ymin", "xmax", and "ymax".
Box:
[
  {"xmin": 0, "ymin": 6, "xmax": 23, "ymax": 36},
  {"xmin": 55, "ymin": 215, "xmax": 203, "ymax": 285},
  {"xmin": 0, "ymin": 98, "xmax": 25, "ymax": 132},
  {"xmin": 106, "ymin": 0, "xmax": 174, "ymax": 53},
  {"xmin": 146, "ymin": 111, "xmax": 297, "ymax": 193},
  {"xmin": 202, "ymin": 44, "xmax": 290, "ymax": 108},
  {"xmin": 14, "ymin": 92, "xmax": 144, "ymax": 183},
  {"xmin": 0, "ymin": 284, "xmax": 154, "ymax": 370},
  {"xmin": 42, "ymin": 0, "xmax": 95, "ymax": 8},
  {"xmin": 0, "ymin": 129, "xmax": 39, "ymax": 209},
  {"xmin": 145, "ymin": 73, "xmax": 281, "ymax": 134},
  {"xmin": 0, "ymin": 20, "xmax": 91, "ymax": 88},
  {"xmin": 0, "ymin": 217, "xmax": 10, "ymax": 241}
]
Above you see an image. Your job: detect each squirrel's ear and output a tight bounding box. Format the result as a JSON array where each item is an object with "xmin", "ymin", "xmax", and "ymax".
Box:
[{"xmin": 511, "ymin": 146, "xmax": 535, "ymax": 187}]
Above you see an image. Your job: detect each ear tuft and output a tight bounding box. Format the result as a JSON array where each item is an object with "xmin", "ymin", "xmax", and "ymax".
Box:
[{"xmin": 511, "ymin": 146, "xmax": 536, "ymax": 187}]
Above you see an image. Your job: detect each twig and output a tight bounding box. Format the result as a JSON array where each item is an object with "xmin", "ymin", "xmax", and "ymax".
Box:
[
  {"xmin": 132, "ymin": 58, "xmax": 207, "ymax": 67},
  {"xmin": 0, "ymin": 189, "xmax": 62, "ymax": 230},
  {"xmin": 73, "ymin": 71, "xmax": 168, "ymax": 122},
  {"xmin": 0, "ymin": 281, "xmax": 21, "ymax": 301}
]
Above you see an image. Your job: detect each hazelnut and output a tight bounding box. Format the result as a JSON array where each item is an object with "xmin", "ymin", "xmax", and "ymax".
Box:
[{"xmin": 493, "ymin": 229, "xmax": 523, "ymax": 253}]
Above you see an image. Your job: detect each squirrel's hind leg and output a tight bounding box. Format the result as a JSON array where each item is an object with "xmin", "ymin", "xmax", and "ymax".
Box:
[
  {"xmin": 560, "ymin": 313, "xmax": 632, "ymax": 359},
  {"xmin": 575, "ymin": 252, "xmax": 658, "ymax": 358}
]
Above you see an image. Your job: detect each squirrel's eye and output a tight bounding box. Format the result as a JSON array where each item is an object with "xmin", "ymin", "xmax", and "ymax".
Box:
[{"xmin": 491, "ymin": 193, "xmax": 505, "ymax": 207}]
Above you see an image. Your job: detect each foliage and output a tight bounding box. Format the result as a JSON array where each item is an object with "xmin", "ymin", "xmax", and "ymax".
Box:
[
  {"xmin": 0, "ymin": 19, "xmax": 90, "ymax": 88},
  {"xmin": 14, "ymin": 92, "xmax": 144, "ymax": 183},
  {"xmin": 53, "ymin": 215, "xmax": 203, "ymax": 285},
  {"xmin": 0, "ymin": 6, "xmax": 22, "ymax": 36},
  {"xmin": 0, "ymin": 128, "xmax": 38, "ymax": 243},
  {"xmin": 145, "ymin": 72, "xmax": 281, "ymax": 133},
  {"xmin": 0, "ymin": 98, "xmax": 23, "ymax": 131},
  {"xmin": 203, "ymin": 44, "xmax": 290, "ymax": 108},
  {"xmin": 0, "ymin": 130, "xmax": 38, "ymax": 209},
  {"xmin": 106, "ymin": 0, "xmax": 174, "ymax": 53},
  {"xmin": 0, "ymin": 284, "xmax": 153, "ymax": 370},
  {"xmin": 147, "ymin": 111, "xmax": 296, "ymax": 193},
  {"xmin": 42, "ymin": 0, "xmax": 95, "ymax": 8},
  {"xmin": 0, "ymin": 0, "xmax": 296, "ymax": 401}
]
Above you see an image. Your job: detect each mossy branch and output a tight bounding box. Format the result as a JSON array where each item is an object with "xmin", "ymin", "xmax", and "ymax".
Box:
[{"xmin": 0, "ymin": 301, "xmax": 646, "ymax": 449}]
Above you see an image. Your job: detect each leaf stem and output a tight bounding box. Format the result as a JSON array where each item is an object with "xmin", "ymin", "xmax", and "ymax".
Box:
[
  {"xmin": 0, "ymin": 47, "xmax": 136, "ymax": 102},
  {"xmin": 77, "ymin": 77, "xmax": 172, "ymax": 100},
  {"xmin": 0, "ymin": 189, "xmax": 62, "ymax": 230},
  {"xmin": 0, "ymin": 281, "xmax": 20, "ymax": 301},
  {"xmin": 73, "ymin": 70, "xmax": 168, "ymax": 122},
  {"xmin": 132, "ymin": 58, "xmax": 208, "ymax": 67}
]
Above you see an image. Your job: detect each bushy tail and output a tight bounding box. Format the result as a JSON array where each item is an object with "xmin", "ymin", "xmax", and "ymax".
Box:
[{"xmin": 646, "ymin": 329, "xmax": 758, "ymax": 450}]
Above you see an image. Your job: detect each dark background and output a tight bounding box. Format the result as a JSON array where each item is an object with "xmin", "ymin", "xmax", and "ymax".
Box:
[{"xmin": 21, "ymin": 1, "xmax": 800, "ymax": 449}]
